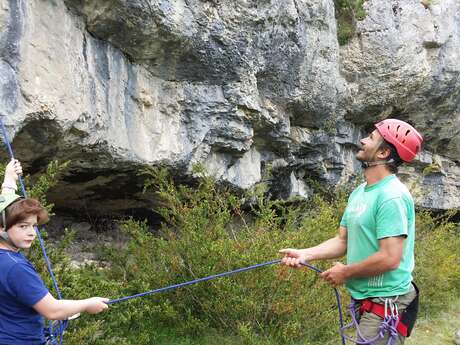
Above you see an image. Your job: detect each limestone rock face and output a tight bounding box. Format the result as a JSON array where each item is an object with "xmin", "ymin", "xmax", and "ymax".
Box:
[{"xmin": 0, "ymin": 0, "xmax": 458, "ymax": 215}]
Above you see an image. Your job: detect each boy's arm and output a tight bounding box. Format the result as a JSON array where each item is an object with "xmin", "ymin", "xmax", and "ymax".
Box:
[
  {"xmin": 2, "ymin": 159, "xmax": 21, "ymax": 194},
  {"xmin": 33, "ymin": 293, "xmax": 109, "ymax": 320}
]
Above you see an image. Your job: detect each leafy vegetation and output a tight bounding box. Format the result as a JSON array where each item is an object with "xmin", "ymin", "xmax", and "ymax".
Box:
[
  {"xmin": 334, "ymin": 0, "xmax": 367, "ymax": 45},
  {"xmin": 422, "ymin": 162, "xmax": 442, "ymax": 176},
  {"xmin": 2, "ymin": 162, "xmax": 458, "ymax": 344}
]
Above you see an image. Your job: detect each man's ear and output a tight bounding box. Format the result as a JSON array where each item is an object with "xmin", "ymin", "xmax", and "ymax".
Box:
[{"xmin": 376, "ymin": 145, "xmax": 391, "ymax": 160}]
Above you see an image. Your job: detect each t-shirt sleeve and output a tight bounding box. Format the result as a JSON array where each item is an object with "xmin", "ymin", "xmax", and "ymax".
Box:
[
  {"xmin": 376, "ymin": 197, "xmax": 408, "ymax": 239},
  {"xmin": 7, "ymin": 263, "xmax": 49, "ymax": 306},
  {"xmin": 340, "ymin": 207, "xmax": 348, "ymax": 228}
]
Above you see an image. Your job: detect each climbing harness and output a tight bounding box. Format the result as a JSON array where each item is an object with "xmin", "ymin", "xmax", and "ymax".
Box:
[
  {"xmin": 0, "ymin": 117, "xmax": 67, "ymax": 345},
  {"xmin": 340, "ymin": 283, "xmax": 419, "ymax": 345},
  {"xmin": 341, "ymin": 297, "xmax": 401, "ymax": 345},
  {"xmin": 107, "ymin": 260, "xmax": 347, "ymax": 345}
]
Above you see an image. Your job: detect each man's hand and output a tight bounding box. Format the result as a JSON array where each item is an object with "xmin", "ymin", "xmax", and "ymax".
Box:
[
  {"xmin": 279, "ymin": 248, "xmax": 314, "ymax": 268},
  {"xmin": 320, "ymin": 262, "xmax": 349, "ymax": 287}
]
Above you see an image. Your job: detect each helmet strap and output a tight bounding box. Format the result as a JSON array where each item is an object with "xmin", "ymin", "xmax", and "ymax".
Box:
[
  {"xmin": 0, "ymin": 231, "xmax": 10, "ymax": 242},
  {"xmin": 361, "ymin": 158, "xmax": 395, "ymax": 169},
  {"xmin": 0, "ymin": 211, "xmax": 19, "ymax": 251},
  {"xmin": 2, "ymin": 210, "xmax": 5, "ymax": 230},
  {"xmin": 0, "ymin": 233, "xmax": 20, "ymax": 251}
]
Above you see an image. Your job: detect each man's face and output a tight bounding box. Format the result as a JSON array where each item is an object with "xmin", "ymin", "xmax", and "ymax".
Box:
[{"xmin": 356, "ymin": 129, "xmax": 385, "ymax": 162}]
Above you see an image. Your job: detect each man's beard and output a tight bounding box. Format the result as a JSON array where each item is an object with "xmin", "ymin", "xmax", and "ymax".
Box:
[{"xmin": 355, "ymin": 149, "xmax": 367, "ymax": 162}]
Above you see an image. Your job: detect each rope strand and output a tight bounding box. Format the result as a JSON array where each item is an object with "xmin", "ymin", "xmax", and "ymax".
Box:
[{"xmin": 107, "ymin": 259, "xmax": 281, "ymax": 304}]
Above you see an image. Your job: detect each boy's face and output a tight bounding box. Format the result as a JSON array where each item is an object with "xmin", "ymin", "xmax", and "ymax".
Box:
[
  {"xmin": 356, "ymin": 129, "xmax": 385, "ymax": 162},
  {"xmin": 4, "ymin": 214, "xmax": 37, "ymax": 249}
]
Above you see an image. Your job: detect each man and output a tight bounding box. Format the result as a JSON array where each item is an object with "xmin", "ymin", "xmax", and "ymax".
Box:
[{"xmin": 280, "ymin": 119, "xmax": 423, "ymax": 345}]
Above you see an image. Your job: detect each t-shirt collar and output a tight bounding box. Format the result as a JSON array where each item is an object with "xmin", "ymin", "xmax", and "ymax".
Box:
[{"xmin": 364, "ymin": 174, "xmax": 396, "ymax": 192}]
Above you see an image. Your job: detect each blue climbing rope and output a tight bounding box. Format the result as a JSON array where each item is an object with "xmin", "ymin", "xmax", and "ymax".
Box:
[
  {"xmin": 107, "ymin": 259, "xmax": 280, "ymax": 304},
  {"xmin": 0, "ymin": 117, "xmax": 67, "ymax": 345},
  {"xmin": 108, "ymin": 259, "xmax": 346, "ymax": 345}
]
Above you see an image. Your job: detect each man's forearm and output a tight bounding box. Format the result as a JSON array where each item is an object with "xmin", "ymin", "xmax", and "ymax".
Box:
[
  {"xmin": 308, "ymin": 235, "xmax": 347, "ymax": 261},
  {"xmin": 345, "ymin": 251, "xmax": 398, "ymax": 279}
]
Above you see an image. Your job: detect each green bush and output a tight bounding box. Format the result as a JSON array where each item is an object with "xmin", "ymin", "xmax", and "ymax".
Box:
[
  {"xmin": 72, "ymin": 168, "xmax": 458, "ymax": 345},
  {"xmin": 334, "ymin": 0, "xmax": 367, "ymax": 45},
  {"xmin": 413, "ymin": 210, "xmax": 460, "ymax": 315},
  {"xmin": 86, "ymin": 167, "xmax": 348, "ymax": 344}
]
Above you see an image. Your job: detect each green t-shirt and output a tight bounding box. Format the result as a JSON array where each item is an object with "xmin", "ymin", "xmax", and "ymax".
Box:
[{"xmin": 340, "ymin": 174, "xmax": 415, "ymax": 299}]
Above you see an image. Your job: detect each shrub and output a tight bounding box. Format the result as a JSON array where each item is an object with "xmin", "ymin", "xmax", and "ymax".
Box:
[
  {"xmin": 90, "ymin": 167, "xmax": 348, "ymax": 344},
  {"xmin": 413, "ymin": 210, "xmax": 460, "ymax": 315},
  {"xmin": 334, "ymin": 0, "xmax": 367, "ymax": 45}
]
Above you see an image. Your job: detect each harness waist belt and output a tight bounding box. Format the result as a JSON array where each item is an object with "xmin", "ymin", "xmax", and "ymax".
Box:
[{"xmin": 359, "ymin": 299, "xmax": 408, "ymax": 337}]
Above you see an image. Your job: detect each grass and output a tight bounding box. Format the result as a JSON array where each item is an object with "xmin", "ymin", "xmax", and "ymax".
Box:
[
  {"xmin": 137, "ymin": 297, "xmax": 460, "ymax": 345},
  {"xmin": 407, "ymin": 297, "xmax": 460, "ymax": 345}
]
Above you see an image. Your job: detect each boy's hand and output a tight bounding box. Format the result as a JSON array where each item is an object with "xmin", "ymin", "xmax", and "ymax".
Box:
[
  {"xmin": 2, "ymin": 159, "xmax": 22, "ymax": 190},
  {"xmin": 5, "ymin": 159, "xmax": 22, "ymax": 183},
  {"xmin": 84, "ymin": 297, "xmax": 109, "ymax": 314}
]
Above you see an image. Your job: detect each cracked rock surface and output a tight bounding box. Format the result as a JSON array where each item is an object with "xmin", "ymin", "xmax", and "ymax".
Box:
[{"xmin": 0, "ymin": 0, "xmax": 458, "ymax": 216}]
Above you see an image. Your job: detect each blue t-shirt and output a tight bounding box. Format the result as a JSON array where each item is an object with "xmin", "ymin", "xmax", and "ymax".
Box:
[{"xmin": 0, "ymin": 249, "xmax": 49, "ymax": 345}]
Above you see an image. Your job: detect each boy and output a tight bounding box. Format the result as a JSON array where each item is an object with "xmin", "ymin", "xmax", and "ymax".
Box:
[{"xmin": 0, "ymin": 159, "xmax": 108, "ymax": 345}]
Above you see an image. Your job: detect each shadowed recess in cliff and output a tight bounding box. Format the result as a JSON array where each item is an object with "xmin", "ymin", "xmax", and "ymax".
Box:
[{"xmin": 7, "ymin": 119, "xmax": 63, "ymax": 174}]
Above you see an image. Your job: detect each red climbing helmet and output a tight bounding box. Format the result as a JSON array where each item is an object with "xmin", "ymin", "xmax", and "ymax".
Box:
[{"xmin": 374, "ymin": 119, "xmax": 423, "ymax": 162}]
